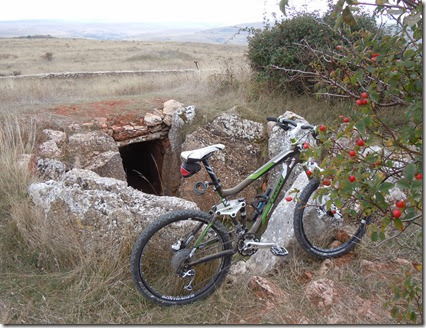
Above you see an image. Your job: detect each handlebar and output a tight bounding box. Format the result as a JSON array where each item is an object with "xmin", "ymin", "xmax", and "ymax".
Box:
[{"xmin": 266, "ymin": 116, "xmax": 316, "ymax": 131}]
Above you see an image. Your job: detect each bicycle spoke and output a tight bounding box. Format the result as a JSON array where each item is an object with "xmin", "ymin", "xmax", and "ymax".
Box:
[{"xmin": 139, "ymin": 218, "xmax": 230, "ymax": 300}]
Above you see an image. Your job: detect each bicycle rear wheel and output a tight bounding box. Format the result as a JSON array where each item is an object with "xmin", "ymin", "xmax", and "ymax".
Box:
[
  {"xmin": 294, "ymin": 178, "xmax": 369, "ymax": 259},
  {"xmin": 130, "ymin": 210, "xmax": 233, "ymax": 306}
]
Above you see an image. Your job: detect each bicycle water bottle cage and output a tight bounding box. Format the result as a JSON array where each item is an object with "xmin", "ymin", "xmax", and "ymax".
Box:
[{"xmin": 251, "ymin": 194, "xmax": 269, "ymax": 214}]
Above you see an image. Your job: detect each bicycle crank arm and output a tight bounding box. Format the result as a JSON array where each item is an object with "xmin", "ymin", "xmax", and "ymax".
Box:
[
  {"xmin": 186, "ymin": 250, "xmax": 235, "ymax": 267},
  {"xmin": 245, "ymin": 241, "xmax": 277, "ymax": 248}
]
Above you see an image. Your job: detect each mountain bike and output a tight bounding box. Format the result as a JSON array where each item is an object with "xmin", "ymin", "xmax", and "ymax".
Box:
[{"xmin": 130, "ymin": 116, "xmax": 370, "ymax": 306}]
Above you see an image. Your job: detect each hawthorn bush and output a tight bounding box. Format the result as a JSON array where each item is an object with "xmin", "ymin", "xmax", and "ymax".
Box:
[
  {"xmin": 275, "ymin": 0, "xmax": 422, "ymax": 322},
  {"xmin": 247, "ymin": 9, "xmax": 378, "ymax": 93}
]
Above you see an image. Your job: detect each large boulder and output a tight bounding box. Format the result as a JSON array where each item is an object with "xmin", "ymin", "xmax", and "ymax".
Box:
[
  {"xmin": 67, "ymin": 131, "xmax": 126, "ymax": 181},
  {"xmin": 246, "ymin": 172, "xmax": 309, "ymax": 275},
  {"xmin": 28, "ymin": 169, "xmax": 198, "ymax": 248},
  {"xmin": 267, "ymin": 111, "xmax": 315, "ymax": 189},
  {"xmin": 246, "ymin": 111, "xmax": 316, "ymax": 275}
]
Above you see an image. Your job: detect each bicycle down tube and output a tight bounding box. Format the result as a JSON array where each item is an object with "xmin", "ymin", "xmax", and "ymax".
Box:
[{"xmin": 192, "ymin": 146, "xmax": 302, "ymax": 260}]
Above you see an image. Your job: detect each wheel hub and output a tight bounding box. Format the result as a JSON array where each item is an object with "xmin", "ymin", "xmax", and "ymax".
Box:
[{"xmin": 171, "ymin": 249, "xmax": 191, "ymax": 274}]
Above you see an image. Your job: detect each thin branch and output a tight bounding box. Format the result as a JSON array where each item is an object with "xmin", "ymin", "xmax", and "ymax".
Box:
[{"xmin": 315, "ymin": 92, "xmax": 351, "ymax": 98}]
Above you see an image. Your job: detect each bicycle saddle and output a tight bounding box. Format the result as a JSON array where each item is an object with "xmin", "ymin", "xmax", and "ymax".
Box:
[{"xmin": 181, "ymin": 144, "xmax": 225, "ymax": 161}]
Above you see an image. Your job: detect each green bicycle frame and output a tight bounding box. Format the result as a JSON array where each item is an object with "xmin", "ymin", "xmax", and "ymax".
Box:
[{"xmin": 191, "ymin": 145, "xmax": 302, "ymax": 252}]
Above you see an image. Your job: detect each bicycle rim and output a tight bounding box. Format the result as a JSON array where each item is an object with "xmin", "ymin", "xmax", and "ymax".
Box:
[
  {"xmin": 296, "ymin": 179, "xmax": 367, "ymax": 257},
  {"xmin": 137, "ymin": 216, "xmax": 231, "ymax": 303}
]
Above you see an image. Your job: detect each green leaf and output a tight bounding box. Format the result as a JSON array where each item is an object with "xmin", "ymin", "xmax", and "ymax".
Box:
[
  {"xmin": 404, "ymin": 163, "xmax": 415, "ymax": 180},
  {"xmin": 396, "ymin": 178, "xmax": 411, "ymax": 189},
  {"xmin": 375, "ymin": 192, "xmax": 386, "ymax": 206},
  {"xmin": 394, "ymin": 218, "xmax": 404, "ymax": 232},
  {"xmin": 379, "ymin": 182, "xmax": 394, "ymax": 193},
  {"xmin": 279, "ymin": 0, "xmax": 288, "ymax": 15},
  {"xmin": 342, "ymin": 7, "xmax": 357, "ymax": 26},
  {"xmin": 371, "ymin": 231, "xmax": 378, "ymax": 241},
  {"xmin": 356, "ymin": 119, "xmax": 366, "ymax": 135},
  {"xmin": 412, "ymin": 180, "xmax": 422, "ymax": 191}
]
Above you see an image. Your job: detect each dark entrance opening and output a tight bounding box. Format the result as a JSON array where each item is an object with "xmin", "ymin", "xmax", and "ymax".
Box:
[{"xmin": 119, "ymin": 139, "xmax": 165, "ymax": 195}]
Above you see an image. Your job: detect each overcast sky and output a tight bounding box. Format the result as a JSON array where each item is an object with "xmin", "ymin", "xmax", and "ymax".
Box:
[{"xmin": 0, "ymin": 0, "xmax": 329, "ymax": 26}]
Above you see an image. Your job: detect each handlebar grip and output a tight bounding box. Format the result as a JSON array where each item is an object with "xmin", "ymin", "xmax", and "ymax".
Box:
[
  {"xmin": 281, "ymin": 119, "xmax": 297, "ymax": 127},
  {"xmin": 301, "ymin": 124, "xmax": 315, "ymax": 130},
  {"xmin": 266, "ymin": 117, "xmax": 278, "ymax": 122}
]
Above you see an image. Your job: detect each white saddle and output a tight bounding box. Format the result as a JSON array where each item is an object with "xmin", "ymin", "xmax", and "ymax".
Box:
[{"xmin": 181, "ymin": 144, "xmax": 225, "ymax": 161}]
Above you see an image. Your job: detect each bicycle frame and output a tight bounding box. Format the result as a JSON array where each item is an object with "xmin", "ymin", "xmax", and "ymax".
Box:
[{"xmin": 189, "ymin": 144, "xmax": 304, "ymax": 259}]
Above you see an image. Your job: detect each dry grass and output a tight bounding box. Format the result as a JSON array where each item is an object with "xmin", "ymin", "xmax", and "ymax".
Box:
[
  {"xmin": 0, "ymin": 38, "xmax": 246, "ymax": 75},
  {"xmin": 0, "ymin": 38, "xmax": 422, "ymax": 324}
]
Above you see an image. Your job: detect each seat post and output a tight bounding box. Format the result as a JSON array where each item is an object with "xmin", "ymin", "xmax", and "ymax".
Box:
[{"xmin": 202, "ymin": 158, "xmax": 223, "ymax": 197}]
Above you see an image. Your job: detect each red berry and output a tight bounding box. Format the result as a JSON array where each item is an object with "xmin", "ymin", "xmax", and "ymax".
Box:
[
  {"xmin": 396, "ymin": 200, "xmax": 405, "ymax": 208},
  {"xmin": 306, "ymin": 170, "xmax": 313, "ymax": 177},
  {"xmin": 323, "ymin": 178, "xmax": 331, "ymax": 186},
  {"xmin": 336, "ymin": 45, "xmax": 342, "ymax": 51},
  {"xmin": 373, "ymin": 161, "xmax": 380, "ymax": 167},
  {"xmin": 319, "ymin": 125, "xmax": 326, "ymax": 132},
  {"xmin": 343, "ymin": 117, "xmax": 350, "ymax": 123},
  {"xmin": 361, "ymin": 99, "xmax": 368, "ymax": 105},
  {"xmin": 303, "ymin": 142, "xmax": 309, "ymax": 149},
  {"xmin": 285, "ymin": 196, "xmax": 293, "ymax": 202},
  {"xmin": 331, "ymin": 209, "xmax": 337, "ymax": 214},
  {"xmin": 348, "ymin": 175, "xmax": 356, "ymax": 182},
  {"xmin": 392, "ymin": 209, "xmax": 402, "ymax": 219},
  {"xmin": 415, "ymin": 173, "xmax": 422, "ymax": 180},
  {"xmin": 356, "ymin": 139, "xmax": 365, "ymax": 146},
  {"xmin": 371, "ymin": 57, "xmax": 377, "ymax": 62},
  {"xmin": 349, "ymin": 150, "xmax": 356, "ymax": 157},
  {"xmin": 356, "ymin": 99, "xmax": 363, "ymax": 106},
  {"xmin": 361, "ymin": 92, "xmax": 369, "ymax": 99},
  {"xmin": 372, "ymin": 53, "xmax": 380, "ymax": 58}
]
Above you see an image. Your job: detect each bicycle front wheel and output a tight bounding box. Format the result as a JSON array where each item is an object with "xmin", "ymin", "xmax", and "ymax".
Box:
[
  {"xmin": 294, "ymin": 178, "xmax": 369, "ymax": 259},
  {"xmin": 130, "ymin": 210, "xmax": 233, "ymax": 306}
]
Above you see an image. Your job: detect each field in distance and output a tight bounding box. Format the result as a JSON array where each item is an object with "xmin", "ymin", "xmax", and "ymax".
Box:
[{"xmin": 0, "ymin": 38, "xmax": 247, "ymax": 76}]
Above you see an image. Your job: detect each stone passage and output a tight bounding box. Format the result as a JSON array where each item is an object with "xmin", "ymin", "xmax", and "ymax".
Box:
[{"xmin": 119, "ymin": 139, "xmax": 166, "ymax": 195}]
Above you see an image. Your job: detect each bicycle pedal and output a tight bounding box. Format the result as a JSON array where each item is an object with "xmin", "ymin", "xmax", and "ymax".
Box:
[{"xmin": 270, "ymin": 246, "xmax": 288, "ymax": 257}]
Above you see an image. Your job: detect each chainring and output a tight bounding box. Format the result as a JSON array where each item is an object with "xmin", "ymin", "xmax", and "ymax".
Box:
[{"xmin": 237, "ymin": 233, "xmax": 259, "ymax": 256}]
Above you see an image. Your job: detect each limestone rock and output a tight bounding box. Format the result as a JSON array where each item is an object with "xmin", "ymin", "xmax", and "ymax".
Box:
[
  {"xmin": 36, "ymin": 158, "xmax": 67, "ymax": 180},
  {"xmin": 144, "ymin": 112, "xmax": 163, "ymax": 127},
  {"xmin": 163, "ymin": 99, "xmax": 185, "ymax": 116},
  {"xmin": 267, "ymin": 111, "xmax": 314, "ymax": 187},
  {"xmin": 305, "ymin": 278, "xmax": 335, "ymax": 307},
  {"xmin": 207, "ymin": 113, "xmax": 264, "ymax": 140},
  {"xmin": 42, "ymin": 129, "xmax": 66, "ymax": 145},
  {"xmin": 28, "ymin": 168, "xmax": 198, "ymax": 248},
  {"xmin": 68, "ymin": 131, "xmax": 118, "ymax": 167},
  {"xmin": 162, "ymin": 111, "xmax": 186, "ymax": 196},
  {"xmin": 248, "ymin": 276, "xmax": 286, "ymax": 303},
  {"xmin": 246, "ymin": 172, "xmax": 309, "ymax": 275},
  {"xmin": 85, "ymin": 150, "xmax": 126, "ymax": 181},
  {"xmin": 38, "ymin": 140, "xmax": 62, "ymax": 159},
  {"xmin": 67, "ymin": 131, "xmax": 126, "ymax": 180}
]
